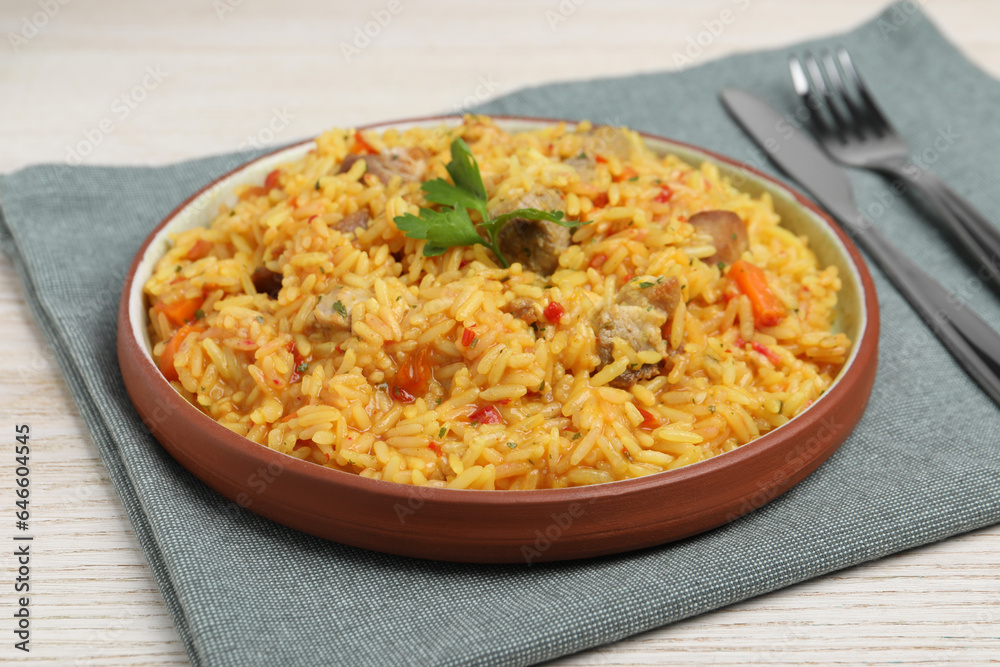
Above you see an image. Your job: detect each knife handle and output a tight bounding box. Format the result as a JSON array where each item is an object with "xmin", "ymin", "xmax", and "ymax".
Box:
[
  {"xmin": 847, "ymin": 218, "xmax": 1000, "ymax": 404},
  {"xmin": 883, "ymin": 165, "xmax": 1000, "ymax": 289}
]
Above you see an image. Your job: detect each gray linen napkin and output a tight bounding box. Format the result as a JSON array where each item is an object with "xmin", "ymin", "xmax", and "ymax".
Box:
[{"xmin": 3, "ymin": 4, "xmax": 999, "ymax": 665}]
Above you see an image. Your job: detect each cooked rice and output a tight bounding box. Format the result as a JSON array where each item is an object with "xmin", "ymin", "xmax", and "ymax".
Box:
[{"xmin": 144, "ymin": 116, "xmax": 851, "ymax": 490}]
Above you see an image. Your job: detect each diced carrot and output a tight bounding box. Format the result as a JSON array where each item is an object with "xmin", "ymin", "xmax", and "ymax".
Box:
[
  {"xmin": 727, "ymin": 260, "xmax": 786, "ymax": 327},
  {"xmin": 154, "ymin": 295, "xmax": 204, "ymax": 326},
  {"xmin": 394, "ymin": 345, "xmax": 433, "ymax": 396},
  {"xmin": 614, "ymin": 166, "xmax": 639, "ymax": 182},
  {"xmin": 352, "ymin": 133, "xmax": 377, "ymax": 155},
  {"xmin": 159, "ymin": 324, "xmax": 199, "ymax": 382},
  {"xmin": 240, "ymin": 185, "xmax": 269, "ymax": 200},
  {"xmin": 185, "ymin": 239, "xmax": 212, "ymax": 260},
  {"xmin": 264, "ymin": 169, "xmax": 282, "ymax": 190},
  {"xmin": 592, "ymin": 192, "xmax": 609, "ymax": 208},
  {"xmin": 594, "ymin": 155, "xmax": 608, "ymax": 164}
]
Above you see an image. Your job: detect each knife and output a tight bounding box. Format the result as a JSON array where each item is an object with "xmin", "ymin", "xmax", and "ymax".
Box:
[{"xmin": 720, "ymin": 88, "xmax": 1000, "ymax": 405}]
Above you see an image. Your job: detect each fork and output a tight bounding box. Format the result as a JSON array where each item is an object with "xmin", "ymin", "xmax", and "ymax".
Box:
[{"xmin": 790, "ymin": 49, "xmax": 1000, "ymax": 287}]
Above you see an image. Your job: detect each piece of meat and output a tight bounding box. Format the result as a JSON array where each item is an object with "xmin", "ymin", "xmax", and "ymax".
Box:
[
  {"xmin": 490, "ymin": 187, "xmax": 569, "ymax": 275},
  {"xmin": 332, "ymin": 209, "xmax": 369, "ymax": 236},
  {"xmin": 594, "ymin": 304, "xmax": 668, "ymax": 389},
  {"xmin": 591, "ymin": 275, "xmax": 683, "ymax": 388},
  {"xmin": 337, "ymin": 147, "xmax": 428, "ymax": 185},
  {"xmin": 579, "ymin": 126, "xmax": 632, "ymax": 160},
  {"xmin": 618, "ymin": 277, "xmax": 682, "ymax": 317},
  {"xmin": 506, "ymin": 297, "xmax": 542, "ymax": 325},
  {"xmin": 251, "ymin": 267, "xmax": 283, "ymax": 299},
  {"xmin": 314, "ymin": 286, "xmax": 372, "ymax": 328},
  {"xmin": 689, "ymin": 210, "xmax": 749, "ymax": 267}
]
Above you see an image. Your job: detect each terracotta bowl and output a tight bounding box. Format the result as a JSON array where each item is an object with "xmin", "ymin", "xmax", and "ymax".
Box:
[{"xmin": 117, "ymin": 115, "xmax": 879, "ymax": 564}]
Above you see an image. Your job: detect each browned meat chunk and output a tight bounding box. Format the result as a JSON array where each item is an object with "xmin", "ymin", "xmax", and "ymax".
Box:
[
  {"xmin": 490, "ymin": 188, "xmax": 568, "ymax": 275},
  {"xmin": 689, "ymin": 210, "xmax": 748, "ymax": 267},
  {"xmin": 618, "ymin": 277, "xmax": 682, "ymax": 318},
  {"xmin": 338, "ymin": 147, "xmax": 428, "ymax": 185},
  {"xmin": 251, "ymin": 267, "xmax": 283, "ymax": 299},
  {"xmin": 592, "ymin": 275, "xmax": 684, "ymax": 388},
  {"xmin": 332, "ymin": 209, "xmax": 369, "ymax": 236},
  {"xmin": 506, "ymin": 297, "xmax": 542, "ymax": 325},
  {"xmin": 579, "ymin": 126, "xmax": 632, "ymax": 160},
  {"xmin": 594, "ymin": 304, "xmax": 668, "ymax": 389}
]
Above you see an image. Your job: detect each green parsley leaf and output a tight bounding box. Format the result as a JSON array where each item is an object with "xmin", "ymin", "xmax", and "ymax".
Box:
[
  {"xmin": 256, "ymin": 316, "xmax": 265, "ymax": 324},
  {"xmin": 439, "ymin": 427, "xmax": 447, "ymax": 438},
  {"xmin": 422, "ymin": 178, "xmax": 488, "ymax": 222},
  {"xmin": 295, "ymin": 361, "xmax": 309, "ymax": 373},
  {"xmin": 331, "ymin": 300, "xmax": 348, "ymax": 318},
  {"xmin": 638, "ymin": 281, "xmax": 654, "ymax": 288},
  {"xmin": 194, "ymin": 309, "xmax": 205, "ymax": 320},
  {"xmin": 393, "ymin": 138, "xmax": 591, "ymax": 268},
  {"xmin": 507, "ymin": 442, "xmax": 517, "ymax": 449},
  {"xmin": 444, "ymin": 138, "xmax": 487, "ymax": 202},
  {"xmin": 571, "ymin": 432, "xmax": 582, "ymax": 440},
  {"xmin": 394, "ymin": 207, "xmax": 483, "ymax": 257}
]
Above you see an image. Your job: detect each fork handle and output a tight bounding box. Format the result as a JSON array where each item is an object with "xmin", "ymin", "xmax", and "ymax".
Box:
[
  {"xmin": 846, "ymin": 217, "xmax": 1000, "ymax": 405},
  {"xmin": 919, "ymin": 171, "xmax": 1000, "ymax": 259},
  {"xmin": 886, "ymin": 165, "xmax": 1000, "ymax": 283}
]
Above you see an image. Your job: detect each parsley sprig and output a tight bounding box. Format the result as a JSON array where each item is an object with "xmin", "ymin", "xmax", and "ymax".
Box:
[{"xmin": 393, "ymin": 138, "xmax": 588, "ymax": 268}]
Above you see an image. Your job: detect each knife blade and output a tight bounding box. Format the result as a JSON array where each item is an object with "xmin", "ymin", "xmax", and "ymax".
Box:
[
  {"xmin": 720, "ymin": 87, "xmax": 1000, "ymax": 404},
  {"xmin": 720, "ymin": 88, "xmax": 861, "ymax": 226}
]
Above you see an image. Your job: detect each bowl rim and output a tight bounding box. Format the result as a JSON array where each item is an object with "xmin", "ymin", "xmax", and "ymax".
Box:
[{"xmin": 117, "ymin": 113, "xmax": 878, "ymax": 509}]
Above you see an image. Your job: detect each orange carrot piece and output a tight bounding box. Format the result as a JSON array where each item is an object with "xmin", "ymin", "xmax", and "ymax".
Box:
[
  {"xmin": 614, "ymin": 166, "xmax": 639, "ymax": 182},
  {"xmin": 186, "ymin": 239, "xmax": 212, "ymax": 260},
  {"xmin": 154, "ymin": 296, "xmax": 204, "ymax": 326},
  {"xmin": 159, "ymin": 324, "xmax": 198, "ymax": 382},
  {"xmin": 264, "ymin": 169, "xmax": 282, "ymax": 190},
  {"xmin": 728, "ymin": 260, "xmax": 786, "ymax": 327},
  {"xmin": 240, "ymin": 185, "xmax": 269, "ymax": 200},
  {"xmin": 352, "ymin": 133, "xmax": 377, "ymax": 155}
]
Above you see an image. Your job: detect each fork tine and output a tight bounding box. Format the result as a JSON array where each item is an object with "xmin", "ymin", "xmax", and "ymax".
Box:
[
  {"xmin": 836, "ymin": 48, "xmax": 894, "ymax": 135},
  {"xmin": 820, "ymin": 50, "xmax": 868, "ymax": 140},
  {"xmin": 789, "ymin": 56, "xmax": 835, "ymax": 139},
  {"xmin": 804, "ymin": 53, "xmax": 852, "ymax": 142}
]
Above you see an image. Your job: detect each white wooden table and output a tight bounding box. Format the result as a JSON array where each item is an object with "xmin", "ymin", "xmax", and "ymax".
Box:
[{"xmin": 2, "ymin": 1, "xmax": 998, "ymax": 664}]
